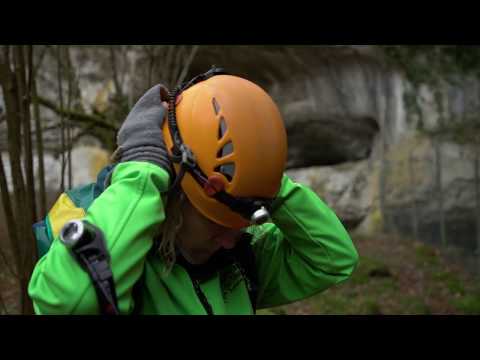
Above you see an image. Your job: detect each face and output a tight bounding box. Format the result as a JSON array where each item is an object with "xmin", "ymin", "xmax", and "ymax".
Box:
[{"xmin": 176, "ymin": 198, "xmax": 243, "ymax": 265}]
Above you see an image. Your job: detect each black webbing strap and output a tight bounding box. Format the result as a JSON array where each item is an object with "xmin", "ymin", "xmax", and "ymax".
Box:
[{"xmin": 66, "ymin": 221, "xmax": 120, "ymax": 315}]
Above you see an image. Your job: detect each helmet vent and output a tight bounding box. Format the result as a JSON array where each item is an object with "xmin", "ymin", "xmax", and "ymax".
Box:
[
  {"xmin": 215, "ymin": 163, "xmax": 235, "ymax": 182},
  {"xmin": 217, "ymin": 141, "xmax": 233, "ymax": 158},
  {"xmin": 218, "ymin": 116, "xmax": 228, "ymax": 140},
  {"xmin": 212, "ymin": 97, "xmax": 221, "ymax": 115}
]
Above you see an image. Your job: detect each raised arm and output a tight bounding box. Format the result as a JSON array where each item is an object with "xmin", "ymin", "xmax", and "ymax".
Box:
[{"xmin": 252, "ymin": 174, "xmax": 359, "ymax": 309}]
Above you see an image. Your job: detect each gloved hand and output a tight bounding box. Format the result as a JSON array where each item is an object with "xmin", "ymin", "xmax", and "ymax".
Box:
[{"xmin": 113, "ymin": 84, "xmax": 172, "ymax": 178}]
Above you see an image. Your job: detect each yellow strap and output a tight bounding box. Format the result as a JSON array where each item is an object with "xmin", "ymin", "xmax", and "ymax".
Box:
[{"xmin": 48, "ymin": 193, "xmax": 86, "ymax": 237}]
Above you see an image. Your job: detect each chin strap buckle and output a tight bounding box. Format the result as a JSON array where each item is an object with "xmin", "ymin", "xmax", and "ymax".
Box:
[{"xmin": 250, "ymin": 205, "xmax": 270, "ymax": 225}]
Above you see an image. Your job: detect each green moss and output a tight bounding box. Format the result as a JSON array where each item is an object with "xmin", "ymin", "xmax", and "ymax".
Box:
[
  {"xmin": 256, "ymin": 309, "xmax": 277, "ymax": 315},
  {"xmin": 400, "ymin": 297, "xmax": 432, "ymax": 315},
  {"xmin": 364, "ymin": 298, "xmax": 383, "ymax": 315},
  {"xmin": 312, "ymin": 293, "xmax": 352, "ymax": 314},
  {"xmin": 269, "ymin": 307, "xmax": 288, "ymax": 315},
  {"xmin": 368, "ymin": 209, "xmax": 384, "ymax": 235},
  {"xmin": 422, "ymin": 118, "xmax": 480, "ymax": 145},
  {"xmin": 433, "ymin": 271, "xmax": 465, "ymax": 296},
  {"xmin": 382, "ymin": 46, "xmax": 480, "ymax": 135},
  {"xmin": 383, "ymin": 46, "xmax": 480, "ymax": 86},
  {"xmin": 452, "ymin": 294, "xmax": 480, "ymax": 315},
  {"xmin": 349, "ymin": 256, "xmax": 393, "ymax": 286},
  {"xmin": 415, "ymin": 243, "xmax": 439, "ymax": 266}
]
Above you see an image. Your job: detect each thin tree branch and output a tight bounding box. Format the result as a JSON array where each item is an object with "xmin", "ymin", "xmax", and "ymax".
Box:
[
  {"xmin": 24, "ymin": 45, "xmax": 37, "ymax": 223},
  {"xmin": 32, "ymin": 45, "xmax": 50, "ymax": 78},
  {"xmin": 0, "ymin": 247, "xmax": 16, "ymax": 278},
  {"xmin": 162, "ymin": 46, "xmax": 176, "ymax": 86},
  {"xmin": 36, "ymin": 95, "xmax": 117, "ymax": 132},
  {"xmin": 32, "ymin": 66, "xmax": 47, "ymax": 216},
  {"xmin": 109, "ymin": 45, "xmax": 123, "ymax": 98},
  {"xmin": 65, "ymin": 45, "xmax": 73, "ymax": 189},
  {"xmin": 56, "ymin": 45, "xmax": 66, "ymax": 193},
  {"xmin": 177, "ymin": 45, "xmax": 199, "ymax": 87},
  {"xmin": 171, "ymin": 46, "xmax": 185, "ymax": 87}
]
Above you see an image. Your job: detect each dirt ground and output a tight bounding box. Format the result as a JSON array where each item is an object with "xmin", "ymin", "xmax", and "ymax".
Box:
[{"xmin": 259, "ymin": 234, "xmax": 480, "ymax": 315}]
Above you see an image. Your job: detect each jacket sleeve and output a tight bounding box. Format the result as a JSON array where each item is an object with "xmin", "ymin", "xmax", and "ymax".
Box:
[
  {"xmin": 28, "ymin": 161, "xmax": 169, "ymax": 314},
  {"xmin": 251, "ymin": 174, "xmax": 359, "ymax": 310}
]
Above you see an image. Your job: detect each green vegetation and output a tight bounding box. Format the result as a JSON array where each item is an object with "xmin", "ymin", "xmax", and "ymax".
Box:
[
  {"xmin": 258, "ymin": 235, "xmax": 480, "ymax": 315},
  {"xmin": 382, "ymin": 46, "xmax": 480, "ymax": 142},
  {"xmin": 383, "ymin": 46, "xmax": 480, "ymax": 87}
]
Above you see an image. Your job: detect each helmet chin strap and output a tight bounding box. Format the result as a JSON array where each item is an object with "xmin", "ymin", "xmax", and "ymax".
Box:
[{"xmin": 165, "ymin": 67, "xmax": 273, "ymax": 226}]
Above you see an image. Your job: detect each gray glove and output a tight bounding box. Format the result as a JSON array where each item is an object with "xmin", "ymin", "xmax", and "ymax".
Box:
[{"xmin": 114, "ymin": 84, "xmax": 172, "ymax": 178}]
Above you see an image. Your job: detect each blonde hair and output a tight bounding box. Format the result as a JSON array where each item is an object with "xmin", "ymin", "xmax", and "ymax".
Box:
[
  {"xmin": 157, "ymin": 187, "xmax": 185, "ymax": 275},
  {"xmin": 155, "ymin": 187, "xmax": 269, "ymax": 275}
]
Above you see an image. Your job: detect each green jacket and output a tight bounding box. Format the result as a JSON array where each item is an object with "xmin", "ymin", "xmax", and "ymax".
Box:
[{"xmin": 28, "ymin": 161, "xmax": 359, "ymax": 315}]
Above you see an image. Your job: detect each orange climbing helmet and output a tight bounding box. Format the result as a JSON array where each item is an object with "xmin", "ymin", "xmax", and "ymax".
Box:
[{"xmin": 162, "ymin": 67, "xmax": 288, "ymax": 229}]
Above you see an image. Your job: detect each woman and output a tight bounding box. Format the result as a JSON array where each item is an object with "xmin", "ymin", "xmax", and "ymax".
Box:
[{"xmin": 28, "ymin": 68, "xmax": 359, "ymax": 315}]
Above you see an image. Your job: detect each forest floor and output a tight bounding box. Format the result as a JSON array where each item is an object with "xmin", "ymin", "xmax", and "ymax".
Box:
[
  {"xmin": 258, "ymin": 234, "xmax": 480, "ymax": 315},
  {"xmin": 1, "ymin": 233, "xmax": 480, "ymax": 315}
]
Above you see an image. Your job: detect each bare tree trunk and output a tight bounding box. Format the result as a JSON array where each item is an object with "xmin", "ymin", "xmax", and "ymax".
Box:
[
  {"xmin": 378, "ymin": 68, "xmax": 390, "ymax": 233},
  {"xmin": 23, "ymin": 46, "xmax": 37, "ymax": 224},
  {"xmin": 13, "ymin": 45, "xmax": 35, "ymax": 315},
  {"xmin": 0, "ymin": 151, "xmax": 19, "ymax": 278},
  {"xmin": 475, "ymin": 144, "xmax": 480, "ymax": 275},
  {"xmin": 409, "ymin": 149, "xmax": 419, "ymax": 240},
  {"xmin": 434, "ymin": 138, "xmax": 446, "ymax": 247},
  {"xmin": 1, "ymin": 47, "xmax": 25, "ymax": 270},
  {"xmin": 0, "ymin": 45, "xmax": 36, "ymax": 314},
  {"xmin": 65, "ymin": 46, "xmax": 73, "ymax": 189},
  {"xmin": 32, "ymin": 71, "xmax": 46, "ymax": 216},
  {"xmin": 56, "ymin": 46, "xmax": 66, "ymax": 193},
  {"xmin": 31, "ymin": 45, "xmax": 51, "ymax": 218}
]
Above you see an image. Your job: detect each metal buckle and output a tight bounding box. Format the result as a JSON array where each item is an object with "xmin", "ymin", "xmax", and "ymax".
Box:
[
  {"xmin": 250, "ymin": 205, "xmax": 271, "ymax": 225},
  {"xmin": 180, "ymin": 144, "xmax": 196, "ymax": 169}
]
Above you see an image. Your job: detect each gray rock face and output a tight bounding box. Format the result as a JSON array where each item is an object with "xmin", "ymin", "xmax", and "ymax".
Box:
[
  {"xmin": 190, "ymin": 46, "xmax": 387, "ymax": 168},
  {"xmin": 287, "ymin": 160, "xmax": 372, "ymax": 229},
  {"xmin": 381, "ymin": 136, "xmax": 480, "ymax": 251},
  {"xmin": 287, "ymin": 133, "xmax": 480, "ymax": 255}
]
